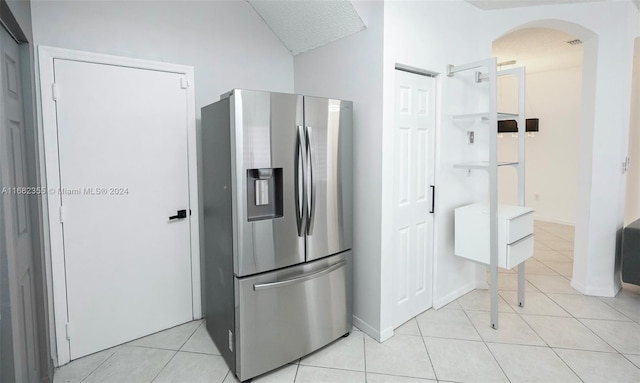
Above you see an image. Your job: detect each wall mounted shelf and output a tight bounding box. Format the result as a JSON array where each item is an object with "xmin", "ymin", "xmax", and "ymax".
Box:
[{"xmin": 453, "ymin": 161, "xmax": 519, "ymax": 170}]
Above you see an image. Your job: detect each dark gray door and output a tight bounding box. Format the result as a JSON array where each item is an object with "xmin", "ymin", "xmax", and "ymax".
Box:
[
  {"xmin": 0, "ymin": 26, "xmax": 39, "ymax": 382},
  {"xmin": 303, "ymin": 96, "xmax": 353, "ymax": 262}
]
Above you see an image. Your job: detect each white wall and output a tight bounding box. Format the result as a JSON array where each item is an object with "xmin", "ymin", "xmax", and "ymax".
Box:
[
  {"xmin": 484, "ymin": 1, "xmax": 638, "ymax": 297},
  {"xmin": 295, "ymin": 0, "xmax": 640, "ymax": 340},
  {"xmin": 30, "ymin": 0, "xmax": 640, "ymax": 343},
  {"xmin": 381, "ymin": 1, "xmax": 491, "ymax": 337},
  {"xmin": 381, "ymin": 0, "xmax": 639, "ymax": 299},
  {"xmin": 497, "ymin": 66, "xmax": 582, "ymax": 225},
  {"xmin": 379, "ymin": 0, "xmax": 639, "ymax": 338},
  {"xmin": 31, "ymin": 0, "xmax": 293, "ymax": 107},
  {"xmin": 30, "ymin": 0, "xmax": 294, "ymax": 360},
  {"xmin": 294, "ymin": 1, "xmax": 386, "ymax": 338}
]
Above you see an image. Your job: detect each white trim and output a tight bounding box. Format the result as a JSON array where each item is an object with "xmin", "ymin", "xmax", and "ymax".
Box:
[
  {"xmin": 571, "ymin": 278, "xmax": 621, "ymax": 298},
  {"xmin": 379, "ymin": 326, "xmax": 394, "ymax": 342},
  {"xmin": 433, "ymin": 282, "xmax": 475, "ymax": 310},
  {"xmin": 352, "ymin": 315, "xmax": 394, "ymax": 343},
  {"xmin": 37, "ymin": 46, "xmax": 201, "ymax": 366}
]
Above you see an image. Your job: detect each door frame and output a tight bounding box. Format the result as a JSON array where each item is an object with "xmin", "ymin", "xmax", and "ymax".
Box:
[{"xmin": 37, "ymin": 46, "xmax": 201, "ymax": 366}]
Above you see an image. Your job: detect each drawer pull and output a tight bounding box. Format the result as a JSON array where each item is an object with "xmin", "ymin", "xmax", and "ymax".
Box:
[
  {"xmin": 510, "ymin": 233, "xmax": 534, "ymax": 246},
  {"xmin": 253, "ymin": 260, "xmax": 346, "ymax": 291}
]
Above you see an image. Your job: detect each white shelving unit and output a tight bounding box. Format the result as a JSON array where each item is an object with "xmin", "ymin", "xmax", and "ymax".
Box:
[{"xmin": 447, "ymin": 58, "xmax": 533, "ymax": 329}]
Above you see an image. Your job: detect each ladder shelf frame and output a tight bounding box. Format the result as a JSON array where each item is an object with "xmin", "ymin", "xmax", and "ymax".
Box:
[{"xmin": 448, "ymin": 58, "xmax": 527, "ymax": 330}]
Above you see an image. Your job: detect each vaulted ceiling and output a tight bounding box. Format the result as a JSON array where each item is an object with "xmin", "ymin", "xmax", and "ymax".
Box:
[
  {"xmin": 247, "ymin": 0, "xmax": 628, "ymax": 58},
  {"xmin": 247, "ymin": 0, "xmax": 365, "ymax": 55}
]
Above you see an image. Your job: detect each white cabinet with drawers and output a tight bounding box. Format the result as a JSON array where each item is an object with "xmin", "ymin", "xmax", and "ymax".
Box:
[{"xmin": 455, "ymin": 203, "xmax": 534, "ymax": 269}]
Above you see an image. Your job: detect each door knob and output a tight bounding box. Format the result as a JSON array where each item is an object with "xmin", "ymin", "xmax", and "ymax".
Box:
[{"xmin": 169, "ymin": 209, "xmax": 187, "ymax": 220}]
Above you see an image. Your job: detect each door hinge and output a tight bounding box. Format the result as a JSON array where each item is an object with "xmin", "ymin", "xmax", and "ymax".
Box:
[
  {"xmin": 59, "ymin": 205, "xmax": 65, "ymax": 224},
  {"xmin": 52, "ymin": 83, "xmax": 59, "ymax": 101},
  {"xmin": 228, "ymin": 330, "xmax": 233, "ymax": 352},
  {"xmin": 623, "ymin": 156, "xmax": 630, "ymax": 173},
  {"xmin": 180, "ymin": 77, "xmax": 189, "ymax": 89},
  {"xmin": 65, "ymin": 322, "xmax": 71, "ymax": 340}
]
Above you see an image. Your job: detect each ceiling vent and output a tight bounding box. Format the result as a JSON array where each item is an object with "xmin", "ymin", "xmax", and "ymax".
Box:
[{"xmin": 566, "ymin": 39, "xmax": 583, "ymax": 45}]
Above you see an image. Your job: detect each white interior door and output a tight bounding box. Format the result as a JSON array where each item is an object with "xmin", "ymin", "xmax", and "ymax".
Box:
[
  {"xmin": 393, "ymin": 69, "xmax": 435, "ymax": 328},
  {"xmin": 0, "ymin": 27, "xmax": 40, "ymax": 382},
  {"xmin": 53, "ymin": 59, "xmax": 193, "ymax": 359}
]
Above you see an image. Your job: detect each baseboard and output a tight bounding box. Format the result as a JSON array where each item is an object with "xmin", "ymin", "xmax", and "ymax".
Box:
[
  {"xmin": 534, "ymin": 216, "xmax": 575, "ymax": 226},
  {"xmin": 352, "ymin": 315, "xmax": 397, "ymax": 343},
  {"xmin": 571, "ymin": 278, "xmax": 620, "ymax": 297},
  {"xmin": 379, "ymin": 326, "xmax": 394, "ymax": 342},
  {"xmin": 433, "ymin": 282, "xmax": 476, "ymax": 309}
]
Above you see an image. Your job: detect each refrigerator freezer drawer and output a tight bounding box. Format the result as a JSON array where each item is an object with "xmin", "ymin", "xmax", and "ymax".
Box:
[{"xmin": 235, "ymin": 252, "xmax": 351, "ymax": 381}]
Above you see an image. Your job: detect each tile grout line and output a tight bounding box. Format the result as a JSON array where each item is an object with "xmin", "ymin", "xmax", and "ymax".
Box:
[
  {"xmin": 573, "ymin": 316, "xmax": 632, "ymax": 355},
  {"xmin": 295, "ymin": 364, "xmax": 367, "ymax": 377},
  {"xmin": 74, "ymin": 320, "xmax": 202, "ymax": 382},
  {"xmin": 362, "ymin": 329, "xmax": 368, "ymax": 383},
  {"xmin": 529, "ymin": 226, "xmax": 609, "ymax": 381},
  {"xmin": 504, "ymin": 267, "xmax": 588, "ymax": 382},
  {"xmin": 173, "ymin": 349, "xmax": 221, "ymax": 357},
  {"xmin": 596, "ymin": 295, "xmax": 639, "ymax": 323},
  {"xmin": 177, "ymin": 320, "xmax": 204, "ymax": 351},
  {"xmin": 546, "ymin": 346, "xmax": 585, "ymax": 382},
  {"xmin": 416, "ymin": 318, "xmax": 439, "ymax": 382},
  {"xmin": 292, "ymin": 362, "xmax": 300, "ymax": 383},
  {"xmin": 544, "ymin": 293, "xmax": 635, "ymax": 323},
  {"xmin": 78, "ymin": 347, "xmax": 123, "ymax": 383},
  {"xmin": 460, "ymin": 308, "xmax": 511, "ymax": 383},
  {"xmin": 620, "ymin": 353, "xmax": 640, "ymax": 370},
  {"xmin": 149, "ymin": 349, "xmax": 179, "ymax": 383},
  {"xmin": 482, "ymin": 342, "xmax": 513, "ymax": 383},
  {"xmin": 221, "ymin": 369, "xmax": 231, "ymax": 383},
  {"xmin": 148, "ymin": 320, "xmax": 203, "ymax": 383}
]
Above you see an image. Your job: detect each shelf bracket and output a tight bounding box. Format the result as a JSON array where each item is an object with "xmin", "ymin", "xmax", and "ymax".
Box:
[
  {"xmin": 476, "ymin": 72, "xmax": 489, "ymax": 83},
  {"xmin": 446, "ymin": 64, "xmax": 454, "ymax": 77}
]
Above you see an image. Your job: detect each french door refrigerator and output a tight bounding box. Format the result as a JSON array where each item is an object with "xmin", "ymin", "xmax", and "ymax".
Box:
[{"xmin": 201, "ymin": 89, "xmax": 353, "ymax": 382}]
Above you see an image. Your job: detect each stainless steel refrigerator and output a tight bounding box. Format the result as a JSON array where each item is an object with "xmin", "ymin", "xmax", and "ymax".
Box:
[{"xmin": 201, "ymin": 89, "xmax": 353, "ymax": 382}]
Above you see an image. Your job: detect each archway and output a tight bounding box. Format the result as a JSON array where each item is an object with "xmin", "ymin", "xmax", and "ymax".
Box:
[
  {"xmin": 491, "ymin": 20, "xmax": 599, "ymax": 296},
  {"xmin": 492, "ymin": 27, "xmax": 583, "ymax": 289}
]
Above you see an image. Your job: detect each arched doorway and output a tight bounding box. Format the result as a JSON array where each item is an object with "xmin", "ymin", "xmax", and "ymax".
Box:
[
  {"xmin": 491, "ymin": 20, "xmax": 603, "ymax": 296},
  {"xmin": 492, "ymin": 27, "xmax": 583, "ymax": 293}
]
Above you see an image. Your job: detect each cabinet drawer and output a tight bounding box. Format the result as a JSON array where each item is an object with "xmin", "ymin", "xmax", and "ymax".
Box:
[
  {"xmin": 505, "ymin": 234, "xmax": 534, "ymax": 269},
  {"xmin": 506, "ymin": 212, "xmax": 534, "ymax": 244}
]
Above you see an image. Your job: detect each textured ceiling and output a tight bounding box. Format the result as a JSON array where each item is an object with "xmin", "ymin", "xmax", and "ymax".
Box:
[
  {"xmin": 493, "ymin": 28, "xmax": 584, "ymax": 73},
  {"xmin": 467, "ymin": 0, "xmax": 602, "ymax": 10},
  {"xmin": 247, "ymin": 0, "xmax": 365, "ymax": 56}
]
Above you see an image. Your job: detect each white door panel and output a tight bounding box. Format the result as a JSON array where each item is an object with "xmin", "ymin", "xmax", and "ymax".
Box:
[
  {"xmin": 393, "ymin": 70, "xmax": 435, "ymax": 328},
  {"xmin": 54, "ymin": 59, "xmax": 193, "ymax": 359}
]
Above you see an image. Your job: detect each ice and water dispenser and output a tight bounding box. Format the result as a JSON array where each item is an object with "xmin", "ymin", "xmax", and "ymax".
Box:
[{"xmin": 246, "ymin": 168, "xmax": 283, "ymax": 221}]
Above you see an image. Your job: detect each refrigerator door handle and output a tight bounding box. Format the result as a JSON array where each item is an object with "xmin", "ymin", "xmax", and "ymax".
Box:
[
  {"xmin": 305, "ymin": 126, "xmax": 316, "ymax": 235},
  {"xmin": 253, "ymin": 260, "xmax": 346, "ymax": 291},
  {"xmin": 295, "ymin": 125, "xmax": 306, "ymax": 237}
]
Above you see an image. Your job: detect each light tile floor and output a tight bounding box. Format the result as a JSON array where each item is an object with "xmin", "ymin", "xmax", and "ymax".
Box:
[{"xmin": 55, "ymin": 221, "xmax": 640, "ymax": 383}]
